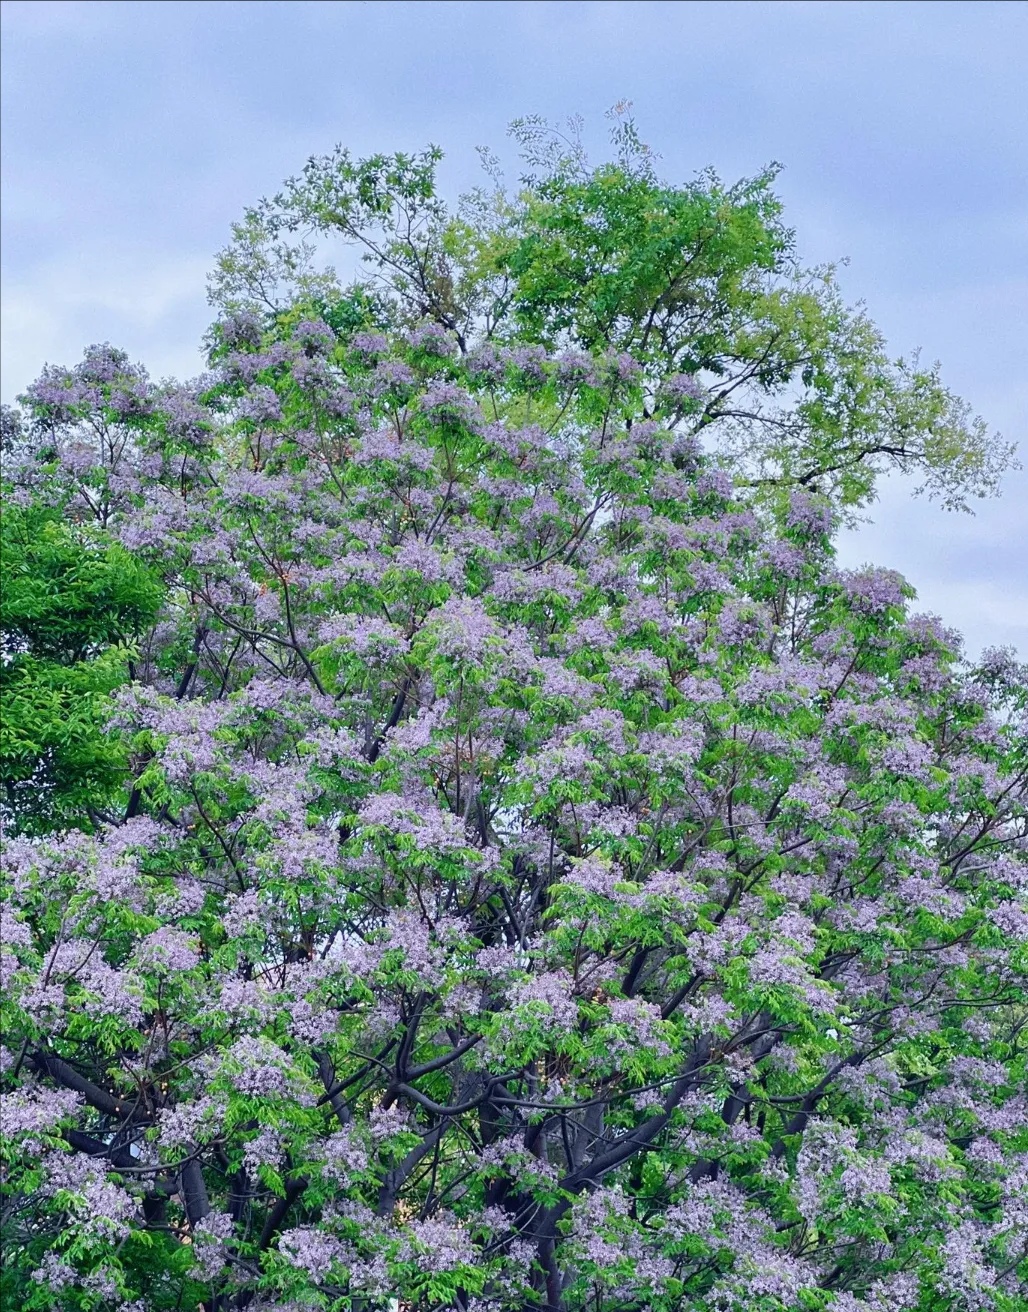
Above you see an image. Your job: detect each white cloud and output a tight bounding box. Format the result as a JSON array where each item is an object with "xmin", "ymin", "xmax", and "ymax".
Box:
[
  {"xmin": 1, "ymin": 250, "xmax": 211, "ymax": 398},
  {"xmin": 834, "ymin": 465, "xmax": 1028, "ymax": 660}
]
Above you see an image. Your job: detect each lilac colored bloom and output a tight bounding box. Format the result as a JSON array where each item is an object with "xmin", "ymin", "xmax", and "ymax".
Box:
[
  {"xmin": 418, "ymin": 382, "xmax": 482, "ymax": 428},
  {"xmin": 6, "ymin": 251, "xmax": 1025, "ymax": 1312},
  {"xmin": 218, "ymin": 310, "xmax": 263, "ymax": 349},
  {"xmin": 717, "ymin": 598, "xmax": 771, "ymax": 646},
  {"xmin": 291, "ymin": 353, "xmax": 338, "ymax": 392},
  {"xmin": 220, "ymin": 1037, "xmax": 298, "ymax": 1099},
  {"xmin": 318, "ymin": 613, "xmax": 409, "ymax": 659},
  {"xmin": 401, "ymin": 1213, "xmax": 477, "ymax": 1272},
  {"xmin": 406, "ymin": 322, "xmax": 455, "ymax": 355},
  {"xmin": 359, "ymin": 792, "xmax": 468, "ymax": 856},
  {"xmin": 278, "ymin": 1227, "xmax": 346, "ymax": 1280},
  {"xmin": 79, "ymin": 960, "xmax": 146, "ymax": 1025},
  {"xmin": 41, "ymin": 1152, "xmax": 137, "ymax": 1240},
  {"xmin": 507, "ymin": 970, "xmax": 578, "ymax": 1032},
  {"xmin": 564, "ymin": 853, "xmax": 628, "ymax": 899},
  {"xmin": 609, "ymin": 351, "xmax": 643, "ymax": 383},
  {"xmin": 504, "ymin": 344, "xmax": 548, "ymax": 383},
  {"xmin": 554, "ymin": 350, "xmax": 599, "ymax": 388},
  {"xmin": 222, "ymin": 341, "xmax": 293, "ymax": 383},
  {"xmin": 31, "ymin": 1251, "xmax": 78, "ymax": 1291},
  {"xmin": 838, "ymin": 566, "xmax": 908, "ymax": 615},
  {"xmin": 659, "ymin": 372, "xmax": 704, "ymax": 403},
  {"xmin": 133, "ymin": 927, "xmax": 200, "ymax": 973},
  {"xmin": 425, "ymin": 594, "xmax": 498, "ymax": 663},
  {"xmin": 321, "ymin": 1127, "xmax": 369, "ymax": 1182},
  {"xmin": 159, "ymin": 385, "xmax": 215, "ymax": 448},
  {"xmin": 191, "ymin": 1211, "xmax": 234, "ymax": 1279},
  {"xmin": 1, "ymin": 1084, "xmax": 82, "ymax": 1137},
  {"xmin": 368, "ymin": 1101, "xmax": 410, "ymax": 1142},
  {"xmin": 349, "ymin": 330, "xmax": 390, "ymax": 358},
  {"xmin": 21, "ymin": 366, "xmax": 88, "ymax": 421},
  {"xmin": 762, "ymin": 538, "xmax": 809, "ymax": 577},
  {"xmin": 292, "ymin": 318, "xmax": 336, "ymax": 354},
  {"xmin": 157, "ymin": 1095, "xmax": 225, "ymax": 1150},
  {"xmin": 287, "ymin": 996, "xmax": 337, "ymax": 1044},
  {"xmin": 391, "ymin": 538, "xmax": 459, "ymax": 583},
  {"xmin": 243, "ymin": 1125, "xmax": 286, "ymax": 1176},
  {"xmin": 371, "ymin": 358, "xmax": 416, "ymax": 395},
  {"xmin": 786, "ymin": 490, "xmax": 834, "ymax": 536},
  {"xmin": 466, "ymin": 343, "xmax": 507, "ymax": 383},
  {"xmin": 695, "ymin": 468, "xmax": 734, "ymax": 498},
  {"xmin": 236, "ymin": 385, "xmax": 282, "ymax": 424}
]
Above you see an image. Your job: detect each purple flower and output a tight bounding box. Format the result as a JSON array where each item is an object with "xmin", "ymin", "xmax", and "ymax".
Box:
[
  {"xmin": 659, "ymin": 372, "xmax": 704, "ymax": 404},
  {"xmin": 371, "ymin": 358, "xmax": 416, "ymax": 395},
  {"xmin": 21, "ymin": 366, "xmax": 88, "ymax": 422},
  {"xmin": 786, "ymin": 490, "xmax": 835, "ymax": 536},
  {"xmin": 292, "ymin": 318, "xmax": 336, "ymax": 354},
  {"xmin": 0, "ymin": 1084, "xmax": 82, "ymax": 1136},
  {"xmin": 695, "ymin": 468, "xmax": 734, "ymax": 499},
  {"xmin": 318, "ymin": 614, "xmax": 409, "ymax": 659},
  {"xmin": 191, "ymin": 1211, "xmax": 234, "ymax": 1279},
  {"xmin": 418, "ymin": 382, "xmax": 482, "ymax": 428},
  {"xmin": 406, "ymin": 322, "xmax": 455, "ymax": 355},
  {"xmin": 349, "ymin": 330, "xmax": 390, "ymax": 358},
  {"xmin": 159, "ymin": 385, "xmax": 215, "ymax": 448},
  {"xmin": 507, "ymin": 970, "xmax": 578, "ymax": 1032},
  {"xmin": 157, "ymin": 1095, "xmax": 225, "ymax": 1149},
  {"xmin": 358, "ymin": 792, "xmax": 468, "ymax": 854},
  {"xmin": 236, "ymin": 385, "xmax": 282, "ymax": 424},
  {"xmin": 838, "ymin": 566, "xmax": 908, "ymax": 615},
  {"xmin": 321, "ymin": 1127, "xmax": 369, "ymax": 1182},
  {"xmin": 278, "ymin": 1227, "xmax": 346, "ymax": 1280},
  {"xmin": 400, "ymin": 1214, "xmax": 477, "ymax": 1273},
  {"xmin": 425, "ymin": 595, "xmax": 497, "ymax": 663},
  {"xmin": 217, "ymin": 310, "xmax": 263, "ymax": 350},
  {"xmin": 504, "ymin": 344, "xmax": 548, "ymax": 384},
  {"xmin": 222, "ymin": 341, "xmax": 293, "ymax": 383},
  {"xmin": 30, "ymin": 1252, "xmax": 78, "ymax": 1291},
  {"xmin": 609, "ymin": 351, "xmax": 643, "ymax": 383},
  {"xmin": 554, "ymin": 350, "xmax": 599, "ymax": 388},
  {"xmin": 133, "ymin": 928, "xmax": 200, "ymax": 973},
  {"xmin": 466, "ymin": 344, "xmax": 507, "ymax": 383}
]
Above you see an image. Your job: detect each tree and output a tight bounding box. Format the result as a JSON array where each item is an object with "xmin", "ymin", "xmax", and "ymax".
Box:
[
  {"xmin": 1, "ymin": 120, "xmax": 1025, "ymax": 1312},
  {"xmin": 1, "ymin": 384, "xmax": 163, "ymax": 837},
  {"xmin": 208, "ymin": 108, "xmax": 1015, "ymax": 515}
]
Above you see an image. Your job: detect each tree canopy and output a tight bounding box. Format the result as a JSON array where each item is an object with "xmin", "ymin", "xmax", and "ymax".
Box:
[
  {"xmin": 1, "ymin": 387, "xmax": 163, "ymax": 837},
  {"xmin": 1, "ymin": 114, "xmax": 1025, "ymax": 1312},
  {"xmin": 209, "ymin": 109, "xmax": 1014, "ymax": 515}
]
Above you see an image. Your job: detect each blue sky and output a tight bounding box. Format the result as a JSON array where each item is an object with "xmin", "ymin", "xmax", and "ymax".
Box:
[{"xmin": 2, "ymin": 0, "xmax": 1025, "ymax": 655}]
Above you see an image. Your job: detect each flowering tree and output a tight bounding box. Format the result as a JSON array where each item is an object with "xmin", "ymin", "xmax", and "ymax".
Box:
[
  {"xmin": 209, "ymin": 110, "xmax": 1015, "ymax": 516},
  {"xmin": 1, "ymin": 395, "xmax": 162, "ymax": 836},
  {"xmin": 1, "ymin": 122, "xmax": 1026, "ymax": 1312}
]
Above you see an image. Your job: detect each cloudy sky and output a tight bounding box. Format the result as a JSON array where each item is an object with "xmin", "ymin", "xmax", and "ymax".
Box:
[{"xmin": 2, "ymin": 0, "xmax": 1025, "ymax": 656}]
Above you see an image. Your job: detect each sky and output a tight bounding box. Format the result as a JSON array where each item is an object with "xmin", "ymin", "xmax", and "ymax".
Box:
[{"xmin": 2, "ymin": 0, "xmax": 1025, "ymax": 657}]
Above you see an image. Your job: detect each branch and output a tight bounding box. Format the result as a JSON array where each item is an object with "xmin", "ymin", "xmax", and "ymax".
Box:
[
  {"xmin": 32, "ymin": 1052, "xmax": 133, "ymax": 1119},
  {"xmin": 367, "ymin": 676, "xmax": 411, "ymax": 763},
  {"xmin": 258, "ymin": 1177, "xmax": 308, "ymax": 1249},
  {"xmin": 377, "ymin": 1123, "xmax": 446, "ymax": 1216},
  {"xmin": 315, "ymin": 1050, "xmax": 352, "ymax": 1126},
  {"xmin": 406, "ymin": 1032, "xmax": 483, "ymax": 1080},
  {"xmin": 180, "ymin": 1158, "xmax": 211, "ymax": 1226}
]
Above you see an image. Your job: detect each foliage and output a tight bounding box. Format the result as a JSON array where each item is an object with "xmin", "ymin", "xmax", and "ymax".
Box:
[
  {"xmin": 208, "ymin": 108, "xmax": 1015, "ymax": 515},
  {"xmin": 1, "ymin": 391, "xmax": 162, "ymax": 833},
  {"xmin": 1, "ymin": 311, "xmax": 1025, "ymax": 1311},
  {"xmin": 1, "ymin": 116, "xmax": 1025, "ymax": 1312}
]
